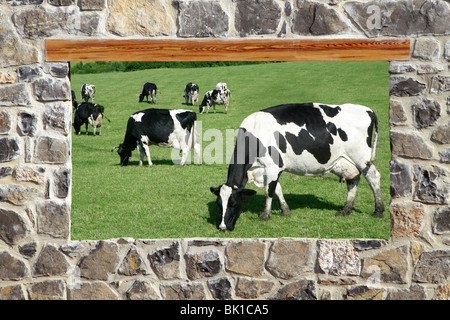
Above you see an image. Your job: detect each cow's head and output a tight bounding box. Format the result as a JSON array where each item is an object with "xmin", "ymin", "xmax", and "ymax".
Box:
[
  {"xmin": 113, "ymin": 144, "xmax": 132, "ymax": 166},
  {"xmin": 210, "ymin": 184, "xmax": 256, "ymax": 231},
  {"xmin": 139, "ymin": 94, "xmax": 144, "ymax": 102}
]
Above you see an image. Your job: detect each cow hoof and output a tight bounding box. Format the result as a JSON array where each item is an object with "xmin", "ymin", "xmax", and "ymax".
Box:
[
  {"xmin": 259, "ymin": 212, "xmax": 271, "ymax": 221},
  {"xmin": 336, "ymin": 209, "xmax": 351, "ymax": 216},
  {"xmin": 281, "ymin": 204, "xmax": 290, "ymax": 216}
]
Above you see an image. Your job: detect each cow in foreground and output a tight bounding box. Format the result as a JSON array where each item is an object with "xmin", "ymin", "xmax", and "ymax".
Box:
[
  {"xmin": 73, "ymin": 102, "xmax": 105, "ymax": 136},
  {"xmin": 184, "ymin": 82, "xmax": 199, "ymax": 105},
  {"xmin": 210, "ymin": 103, "xmax": 385, "ymax": 231},
  {"xmin": 139, "ymin": 82, "xmax": 158, "ymax": 104},
  {"xmin": 81, "ymin": 84, "xmax": 96, "ymax": 103},
  {"xmin": 199, "ymin": 88, "xmax": 231, "ymax": 114},
  {"xmin": 113, "ymin": 108, "xmax": 201, "ymax": 167}
]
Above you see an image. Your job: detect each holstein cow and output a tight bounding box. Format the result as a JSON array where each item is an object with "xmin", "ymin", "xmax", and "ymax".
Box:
[
  {"xmin": 139, "ymin": 82, "xmax": 158, "ymax": 104},
  {"xmin": 71, "ymin": 90, "xmax": 78, "ymax": 110},
  {"xmin": 81, "ymin": 84, "xmax": 96, "ymax": 103},
  {"xmin": 73, "ymin": 102, "xmax": 105, "ymax": 136},
  {"xmin": 210, "ymin": 103, "xmax": 385, "ymax": 231},
  {"xmin": 184, "ymin": 82, "xmax": 200, "ymax": 105},
  {"xmin": 112, "ymin": 108, "xmax": 201, "ymax": 167},
  {"xmin": 199, "ymin": 88, "xmax": 231, "ymax": 114}
]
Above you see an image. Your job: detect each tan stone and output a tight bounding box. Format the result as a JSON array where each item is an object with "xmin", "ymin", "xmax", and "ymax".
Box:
[
  {"xmin": 390, "ymin": 202, "xmax": 425, "ymax": 238},
  {"xmin": 68, "ymin": 282, "xmax": 119, "ymax": 300},
  {"xmin": 317, "ymin": 240, "xmax": 360, "ymax": 276},
  {"xmin": 361, "ymin": 246, "xmax": 409, "ymax": 284},
  {"xmin": 225, "ymin": 241, "xmax": 266, "ymax": 277}
]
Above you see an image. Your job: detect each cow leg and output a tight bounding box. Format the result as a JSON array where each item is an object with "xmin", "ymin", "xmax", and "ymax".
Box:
[
  {"xmin": 138, "ymin": 141, "xmax": 152, "ymax": 167},
  {"xmin": 274, "ymin": 182, "xmax": 290, "ymax": 216},
  {"xmin": 336, "ymin": 176, "xmax": 360, "ymax": 216},
  {"xmin": 260, "ymin": 172, "xmax": 283, "ymax": 221},
  {"xmin": 362, "ymin": 164, "xmax": 385, "ymax": 218},
  {"xmin": 85, "ymin": 123, "xmax": 89, "ymax": 135}
]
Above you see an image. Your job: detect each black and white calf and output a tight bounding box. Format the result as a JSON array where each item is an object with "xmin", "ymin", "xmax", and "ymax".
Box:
[
  {"xmin": 199, "ymin": 89, "xmax": 231, "ymax": 114},
  {"xmin": 81, "ymin": 84, "xmax": 96, "ymax": 103},
  {"xmin": 113, "ymin": 108, "xmax": 201, "ymax": 167},
  {"xmin": 210, "ymin": 103, "xmax": 385, "ymax": 231},
  {"xmin": 139, "ymin": 82, "xmax": 158, "ymax": 104},
  {"xmin": 184, "ymin": 82, "xmax": 200, "ymax": 105},
  {"xmin": 73, "ymin": 102, "xmax": 105, "ymax": 136}
]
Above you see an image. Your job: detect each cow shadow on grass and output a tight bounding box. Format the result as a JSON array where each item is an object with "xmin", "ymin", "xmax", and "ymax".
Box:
[
  {"xmin": 112, "ymin": 159, "xmax": 176, "ymax": 167},
  {"xmin": 206, "ymin": 193, "xmax": 354, "ymax": 228}
]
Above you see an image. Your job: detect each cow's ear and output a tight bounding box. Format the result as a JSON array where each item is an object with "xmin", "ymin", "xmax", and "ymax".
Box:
[
  {"xmin": 210, "ymin": 187, "xmax": 220, "ymax": 196},
  {"xmin": 241, "ymin": 189, "xmax": 257, "ymax": 196}
]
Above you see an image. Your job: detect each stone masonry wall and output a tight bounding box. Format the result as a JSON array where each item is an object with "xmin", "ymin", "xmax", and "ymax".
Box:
[{"xmin": 0, "ymin": 0, "xmax": 449, "ymax": 300}]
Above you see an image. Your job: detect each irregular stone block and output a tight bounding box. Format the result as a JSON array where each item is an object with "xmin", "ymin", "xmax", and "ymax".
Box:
[
  {"xmin": 412, "ymin": 250, "xmax": 450, "ymax": 284},
  {"xmin": 433, "ymin": 207, "xmax": 450, "ymax": 234},
  {"xmin": 361, "ymin": 246, "xmax": 408, "ymax": 284},
  {"xmin": 32, "ymin": 245, "xmax": 70, "ymax": 277},
  {"xmin": 0, "ymin": 167, "xmax": 13, "ymax": 179},
  {"xmin": 78, "ymin": 241, "xmax": 120, "ymax": 281},
  {"xmin": 0, "ymin": 184, "xmax": 39, "ymax": 206},
  {"xmin": 160, "ymin": 282, "xmax": 206, "ymax": 300},
  {"xmin": 430, "ymin": 75, "xmax": 450, "ymax": 95},
  {"xmin": 0, "ymin": 285, "xmax": 25, "ymax": 300},
  {"xmin": 18, "ymin": 112, "xmax": 37, "ymax": 137},
  {"xmin": 266, "ymin": 239, "xmax": 314, "ymax": 279},
  {"xmin": 413, "ymin": 98, "xmax": 441, "ymax": 129},
  {"xmin": 0, "ymin": 111, "xmax": 11, "ymax": 135},
  {"xmin": 126, "ymin": 280, "xmax": 160, "ymax": 300},
  {"xmin": 414, "ymin": 166, "xmax": 450, "ymax": 205},
  {"xmin": 225, "ymin": 241, "xmax": 265, "ymax": 277},
  {"xmin": 413, "ymin": 38, "xmax": 441, "ymax": 61},
  {"xmin": 417, "ymin": 64, "xmax": 444, "ymax": 75},
  {"xmin": 345, "ymin": 286, "xmax": 383, "ymax": 300},
  {"xmin": 390, "ymin": 160, "xmax": 412, "ymax": 198},
  {"xmin": 390, "ymin": 131, "xmax": 433, "ymax": 159},
  {"xmin": 207, "ymin": 277, "xmax": 232, "ymax": 300},
  {"xmin": 36, "ymin": 200, "xmax": 70, "ymax": 238},
  {"xmin": 269, "ymin": 279, "xmax": 316, "ymax": 300},
  {"xmin": 0, "ymin": 19, "xmax": 38, "ymax": 68},
  {"xmin": 0, "ymin": 251, "xmax": 27, "ymax": 281},
  {"xmin": 148, "ymin": 242, "xmax": 181, "ymax": 280},
  {"xmin": 53, "ymin": 168, "xmax": 71, "ymax": 198},
  {"xmin": 28, "ymin": 280, "xmax": 65, "ymax": 300},
  {"xmin": 48, "ymin": 0, "xmax": 75, "ymax": 6},
  {"xmin": 48, "ymin": 64, "xmax": 69, "ymax": 78},
  {"xmin": 317, "ymin": 240, "xmax": 360, "ymax": 276},
  {"xmin": 390, "ymin": 202, "xmax": 425, "ymax": 238},
  {"xmin": 17, "ymin": 66, "xmax": 43, "ymax": 82},
  {"xmin": 435, "ymin": 284, "xmax": 450, "ymax": 300},
  {"xmin": 68, "ymin": 282, "xmax": 119, "ymax": 300},
  {"xmin": 19, "ymin": 242, "xmax": 37, "ymax": 259},
  {"xmin": 0, "ymin": 71, "xmax": 15, "ymax": 84},
  {"xmin": 14, "ymin": 166, "xmax": 45, "ymax": 185},
  {"xmin": 0, "ymin": 138, "xmax": 19, "ymax": 163},
  {"xmin": 389, "ymin": 100, "xmax": 407, "ymax": 126},
  {"xmin": 235, "ymin": 0, "xmax": 281, "ymax": 37},
  {"xmin": 0, "ymin": 83, "xmax": 31, "ymax": 106},
  {"xmin": 0, "ymin": 208, "xmax": 29, "ymax": 245},
  {"xmin": 118, "ymin": 247, "xmax": 147, "ymax": 276},
  {"xmin": 235, "ymin": 277, "xmax": 274, "ymax": 299},
  {"xmin": 44, "ymin": 102, "xmax": 71, "ymax": 135},
  {"xmin": 78, "ymin": 0, "xmax": 106, "ymax": 10},
  {"xmin": 431, "ymin": 122, "xmax": 450, "ymax": 144},
  {"xmin": 439, "ymin": 148, "xmax": 450, "ymax": 164},
  {"xmin": 33, "ymin": 78, "xmax": 70, "ymax": 102},
  {"xmin": 34, "ymin": 136, "xmax": 69, "ymax": 164},
  {"xmin": 389, "ymin": 62, "xmax": 416, "ymax": 74},
  {"xmin": 389, "ymin": 77, "xmax": 426, "ymax": 97},
  {"xmin": 185, "ymin": 250, "xmax": 221, "ymax": 280},
  {"xmin": 175, "ymin": 0, "xmax": 228, "ymax": 37}
]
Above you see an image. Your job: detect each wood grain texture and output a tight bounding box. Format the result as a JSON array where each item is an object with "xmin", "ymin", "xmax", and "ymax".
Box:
[{"xmin": 46, "ymin": 39, "xmax": 410, "ymax": 62}]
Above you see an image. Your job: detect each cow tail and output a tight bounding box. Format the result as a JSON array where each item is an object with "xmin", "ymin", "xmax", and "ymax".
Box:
[{"xmin": 369, "ymin": 111, "xmax": 379, "ymax": 164}]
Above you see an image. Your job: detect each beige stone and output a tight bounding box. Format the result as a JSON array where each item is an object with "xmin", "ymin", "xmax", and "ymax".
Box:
[{"xmin": 225, "ymin": 241, "xmax": 266, "ymax": 277}]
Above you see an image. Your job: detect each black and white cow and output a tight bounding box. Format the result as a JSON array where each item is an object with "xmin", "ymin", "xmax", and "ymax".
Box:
[
  {"xmin": 139, "ymin": 82, "xmax": 158, "ymax": 104},
  {"xmin": 184, "ymin": 82, "xmax": 200, "ymax": 105},
  {"xmin": 210, "ymin": 103, "xmax": 385, "ymax": 231},
  {"xmin": 73, "ymin": 102, "xmax": 105, "ymax": 136},
  {"xmin": 199, "ymin": 89, "xmax": 231, "ymax": 114},
  {"xmin": 113, "ymin": 108, "xmax": 201, "ymax": 167},
  {"xmin": 71, "ymin": 90, "xmax": 79, "ymax": 110},
  {"xmin": 81, "ymin": 84, "xmax": 96, "ymax": 103}
]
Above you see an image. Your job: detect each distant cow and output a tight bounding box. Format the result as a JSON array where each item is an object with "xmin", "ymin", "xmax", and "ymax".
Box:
[
  {"xmin": 210, "ymin": 103, "xmax": 385, "ymax": 231},
  {"xmin": 139, "ymin": 82, "xmax": 157, "ymax": 104},
  {"xmin": 73, "ymin": 102, "xmax": 105, "ymax": 136},
  {"xmin": 71, "ymin": 90, "xmax": 78, "ymax": 110},
  {"xmin": 81, "ymin": 84, "xmax": 96, "ymax": 103},
  {"xmin": 184, "ymin": 82, "xmax": 199, "ymax": 105},
  {"xmin": 113, "ymin": 108, "xmax": 201, "ymax": 167},
  {"xmin": 199, "ymin": 89, "xmax": 231, "ymax": 114},
  {"xmin": 216, "ymin": 82, "xmax": 227, "ymax": 91}
]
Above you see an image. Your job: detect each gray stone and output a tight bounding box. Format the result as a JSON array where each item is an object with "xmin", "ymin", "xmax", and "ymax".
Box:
[
  {"xmin": 445, "ymin": 39, "xmax": 450, "ymax": 61},
  {"xmin": 14, "ymin": 166, "xmax": 45, "ymax": 185},
  {"xmin": 234, "ymin": 0, "xmax": 281, "ymax": 37},
  {"xmin": 390, "ymin": 131, "xmax": 433, "ymax": 159},
  {"xmin": 0, "ymin": 138, "xmax": 19, "ymax": 163},
  {"xmin": 412, "ymin": 250, "xmax": 450, "ymax": 284},
  {"xmin": 78, "ymin": 0, "xmax": 106, "ymax": 11},
  {"xmin": 0, "ymin": 208, "xmax": 29, "ymax": 245},
  {"xmin": 176, "ymin": 0, "xmax": 229, "ymax": 37},
  {"xmin": 285, "ymin": 1, "xmax": 293, "ymax": 16},
  {"xmin": 17, "ymin": 112, "xmax": 37, "ymax": 136},
  {"xmin": 439, "ymin": 148, "xmax": 450, "ymax": 164},
  {"xmin": 68, "ymin": 282, "xmax": 119, "ymax": 300},
  {"xmin": 317, "ymin": 240, "xmax": 360, "ymax": 276},
  {"xmin": 185, "ymin": 250, "xmax": 221, "ymax": 280},
  {"xmin": 235, "ymin": 277, "xmax": 274, "ymax": 299},
  {"xmin": 207, "ymin": 277, "xmax": 232, "ymax": 300},
  {"xmin": 389, "ymin": 77, "xmax": 426, "ymax": 97},
  {"xmin": 266, "ymin": 239, "xmax": 314, "ymax": 279},
  {"xmin": 0, "ymin": 251, "xmax": 27, "ymax": 281},
  {"xmin": 33, "ymin": 78, "xmax": 70, "ymax": 102},
  {"xmin": 44, "ymin": 102, "xmax": 70, "ymax": 135},
  {"xmin": 0, "ymin": 83, "xmax": 31, "ymax": 106},
  {"xmin": 53, "ymin": 168, "xmax": 71, "ymax": 198},
  {"xmin": 345, "ymin": 286, "xmax": 384, "ymax": 300},
  {"xmin": 49, "ymin": 64, "xmax": 69, "ymax": 78},
  {"xmin": 387, "ymin": 285, "xmax": 426, "ymax": 300},
  {"xmin": 28, "ymin": 280, "xmax": 65, "ymax": 300},
  {"xmin": 431, "ymin": 122, "xmax": 450, "ymax": 144},
  {"xmin": 34, "ymin": 136, "xmax": 69, "ymax": 164},
  {"xmin": 17, "ymin": 66, "xmax": 43, "ymax": 82},
  {"xmin": 0, "ymin": 184, "xmax": 39, "ymax": 206},
  {"xmin": 0, "ymin": 111, "xmax": 10, "ymax": 134},
  {"xmin": 414, "ymin": 166, "xmax": 450, "ymax": 205},
  {"xmin": 361, "ymin": 246, "xmax": 409, "ymax": 284},
  {"xmin": 390, "ymin": 160, "xmax": 412, "ymax": 198},
  {"xmin": 417, "ymin": 64, "xmax": 444, "ymax": 74},
  {"xmin": 353, "ymin": 240, "xmax": 385, "ymax": 251},
  {"xmin": 7, "ymin": 0, "xmax": 43, "ymax": 4},
  {"xmin": 78, "ymin": 241, "xmax": 120, "ymax": 281},
  {"xmin": 160, "ymin": 282, "xmax": 206, "ymax": 300},
  {"xmin": 48, "ymin": 0, "xmax": 74, "ymax": 6},
  {"xmin": 19, "ymin": 242, "xmax": 37, "ymax": 259},
  {"xmin": 389, "ymin": 99, "xmax": 407, "ymax": 125},
  {"xmin": 413, "ymin": 98, "xmax": 441, "ymax": 129},
  {"xmin": 389, "ymin": 62, "xmax": 416, "ymax": 74},
  {"xmin": 0, "ymin": 285, "xmax": 26, "ymax": 300},
  {"xmin": 36, "ymin": 200, "xmax": 70, "ymax": 238},
  {"xmin": 0, "ymin": 167, "xmax": 13, "ymax": 179},
  {"xmin": 225, "ymin": 241, "xmax": 266, "ymax": 277},
  {"xmin": 433, "ymin": 207, "xmax": 450, "ymax": 234},
  {"xmin": 0, "ymin": 19, "xmax": 38, "ymax": 68},
  {"xmin": 126, "ymin": 280, "xmax": 160, "ymax": 300},
  {"xmin": 269, "ymin": 279, "xmax": 316, "ymax": 300},
  {"xmin": 32, "ymin": 245, "xmax": 70, "ymax": 277},
  {"xmin": 430, "ymin": 76, "xmax": 450, "ymax": 95},
  {"xmin": 148, "ymin": 242, "xmax": 181, "ymax": 280},
  {"xmin": 118, "ymin": 248, "xmax": 147, "ymax": 276},
  {"xmin": 413, "ymin": 38, "xmax": 441, "ymax": 61}
]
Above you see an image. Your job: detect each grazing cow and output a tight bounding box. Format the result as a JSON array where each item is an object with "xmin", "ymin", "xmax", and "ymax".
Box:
[
  {"xmin": 199, "ymin": 89, "xmax": 231, "ymax": 114},
  {"xmin": 139, "ymin": 82, "xmax": 158, "ymax": 103},
  {"xmin": 216, "ymin": 82, "xmax": 227, "ymax": 91},
  {"xmin": 112, "ymin": 108, "xmax": 201, "ymax": 167},
  {"xmin": 184, "ymin": 82, "xmax": 200, "ymax": 105},
  {"xmin": 81, "ymin": 84, "xmax": 96, "ymax": 103},
  {"xmin": 73, "ymin": 102, "xmax": 105, "ymax": 136},
  {"xmin": 210, "ymin": 103, "xmax": 385, "ymax": 231}
]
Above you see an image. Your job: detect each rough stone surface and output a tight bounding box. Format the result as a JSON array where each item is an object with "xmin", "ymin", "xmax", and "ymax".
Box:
[
  {"xmin": 0, "ymin": 251, "xmax": 27, "ymax": 280},
  {"xmin": 0, "ymin": 19, "xmax": 38, "ymax": 67},
  {"xmin": 390, "ymin": 160, "xmax": 412, "ymax": 198},
  {"xmin": 185, "ymin": 250, "xmax": 221, "ymax": 280},
  {"xmin": 413, "ymin": 98, "xmax": 441, "ymax": 129},
  {"xmin": 0, "ymin": 83, "xmax": 31, "ymax": 106},
  {"xmin": 412, "ymin": 250, "xmax": 450, "ymax": 284},
  {"xmin": 0, "ymin": 184, "xmax": 39, "ymax": 206},
  {"xmin": 235, "ymin": 277, "xmax": 274, "ymax": 299},
  {"xmin": 176, "ymin": 0, "xmax": 229, "ymax": 37},
  {"xmin": 0, "ymin": 208, "xmax": 29, "ymax": 245},
  {"xmin": 435, "ymin": 284, "xmax": 450, "ymax": 300},
  {"xmin": 389, "ymin": 77, "xmax": 426, "ymax": 97},
  {"xmin": 414, "ymin": 166, "xmax": 450, "ymax": 205},
  {"xmin": 19, "ymin": 242, "xmax": 37, "ymax": 259},
  {"xmin": 269, "ymin": 279, "xmax": 316, "ymax": 300},
  {"xmin": 18, "ymin": 112, "xmax": 38, "ymax": 137},
  {"xmin": 439, "ymin": 148, "xmax": 450, "ymax": 164},
  {"xmin": 118, "ymin": 248, "xmax": 147, "ymax": 276},
  {"xmin": 32, "ymin": 245, "xmax": 70, "ymax": 277},
  {"xmin": 53, "ymin": 168, "xmax": 71, "ymax": 198},
  {"xmin": 413, "ymin": 38, "xmax": 441, "ymax": 61},
  {"xmin": 68, "ymin": 282, "xmax": 119, "ymax": 300},
  {"xmin": 317, "ymin": 240, "xmax": 360, "ymax": 276},
  {"xmin": 235, "ymin": 0, "xmax": 281, "ymax": 37},
  {"xmin": 389, "ymin": 62, "xmax": 416, "ymax": 74},
  {"xmin": 430, "ymin": 75, "xmax": 450, "ymax": 95},
  {"xmin": 34, "ymin": 136, "xmax": 69, "ymax": 164},
  {"xmin": 107, "ymin": 0, "xmax": 175, "ymax": 37},
  {"xmin": 14, "ymin": 166, "xmax": 45, "ymax": 185},
  {"xmin": 389, "ymin": 99, "xmax": 407, "ymax": 125},
  {"xmin": 266, "ymin": 239, "xmax": 314, "ymax": 279},
  {"xmin": 78, "ymin": 241, "xmax": 120, "ymax": 281},
  {"xmin": 78, "ymin": 0, "xmax": 106, "ymax": 11},
  {"xmin": 36, "ymin": 200, "xmax": 70, "ymax": 238},
  {"xmin": 433, "ymin": 207, "xmax": 450, "ymax": 234},
  {"xmin": 361, "ymin": 246, "xmax": 409, "ymax": 284},
  {"xmin": 148, "ymin": 242, "xmax": 181, "ymax": 280},
  {"xmin": 0, "ymin": 111, "xmax": 11, "ymax": 135},
  {"xmin": 390, "ymin": 131, "xmax": 433, "ymax": 159},
  {"xmin": 390, "ymin": 202, "xmax": 425, "ymax": 238},
  {"xmin": 0, "ymin": 138, "xmax": 19, "ymax": 163},
  {"xmin": 225, "ymin": 241, "xmax": 265, "ymax": 277},
  {"xmin": 431, "ymin": 122, "xmax": 450, "ymax": 144},
  {"xmin": 345, "ymin": 286, "xmax": 384, "ymax": 300},
  {"xmin": 44, "ymin": 102, "xmax": 71, "ymax": 135},
  {"xmin": 0, "ymin": 285, "xmax": 26, "ymax": 300},
  {"xmin": 126, "ymin": 280, "xmax": 160, "ymax": 300},
  {"xmin": 160, "ymin": 282, "xmax": 206, "ymax": 300},
  {"xmin": 33, "ymin": 78, "xmax": 71, "ymax": 102},
  {"xmin": 207, "ymin": 277, "xmax": 232, "ymax": 300},
  {"xmin": 28, "ymin": 280, "xmax": 65, "ymax": 300}
]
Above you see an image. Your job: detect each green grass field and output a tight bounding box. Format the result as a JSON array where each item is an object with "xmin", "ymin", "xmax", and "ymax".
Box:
[{"xmin": 70, "ymin": 61, "xmax": 391, "ymax": 240}]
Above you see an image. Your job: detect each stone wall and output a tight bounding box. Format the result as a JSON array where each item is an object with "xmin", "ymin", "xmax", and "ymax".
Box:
[{"xmin": 0, "ymin": 0, "xmax": 449, "ymax": 300}]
